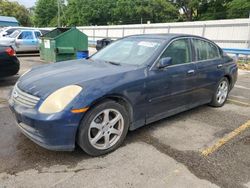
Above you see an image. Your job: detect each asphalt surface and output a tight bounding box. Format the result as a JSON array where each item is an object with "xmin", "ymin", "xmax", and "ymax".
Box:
[{"xmin": 0, "ymin": 54, "xmax": 249, "ymax": 188}]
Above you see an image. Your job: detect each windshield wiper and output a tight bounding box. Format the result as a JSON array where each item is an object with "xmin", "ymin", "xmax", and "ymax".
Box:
[{"xmin": 105, "ymin": 61, "xmax": 121, "ymax": 66}]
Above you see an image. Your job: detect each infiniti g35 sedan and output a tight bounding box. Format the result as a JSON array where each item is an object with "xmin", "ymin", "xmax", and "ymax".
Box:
[{"xmin": 9, "ymin": 34, "xmax": 238, "ymax": 156}]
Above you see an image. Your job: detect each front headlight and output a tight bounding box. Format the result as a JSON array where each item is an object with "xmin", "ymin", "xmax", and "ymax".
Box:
[{"xmin": 39, "ymin": 85, "xmax": 82, "ymax": 114}]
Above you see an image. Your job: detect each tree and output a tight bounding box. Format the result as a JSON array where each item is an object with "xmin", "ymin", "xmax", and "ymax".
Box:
[
  {"xmin": 227, "ymin": 0, "xmax": 250, "ymax": 19},
  {"xmin": 171, "ymin": 0, "xmax": 200, "ymax": 21},
  {"xmin": 33, "ymin": 0, "xmax": 65, "ymax": 27},
  {"xmin": 197, "ymin": 0, "xmax": 232, "ymax": 20},
  {"xmin": 113, "ymin": 0, "xmax": 178, "ymax": 24},
  {"xmin": 65, "ymin": 0, "xmax": 114, "ymax": 26},
  {"xmin": 147, "ymin": 0, "xmax": 179, "ymax": 23},
  {"xmin": 0, "ymin": 0, "xmax": 31, "ymax": 26}
]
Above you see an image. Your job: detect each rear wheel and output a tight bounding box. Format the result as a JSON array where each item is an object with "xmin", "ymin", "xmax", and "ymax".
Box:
[
  {"xmin": 77, "ymin": 100, "xmax": 129, "ymax": 156},
  {"xmin": 210, "ymin": 77, "xmax": 229, "ymax": 107}
]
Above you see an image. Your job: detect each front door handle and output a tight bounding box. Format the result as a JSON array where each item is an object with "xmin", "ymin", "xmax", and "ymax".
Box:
[
  {"xmin": 187, "ymin": 69, "xmax": 195, "ymax": 74},
  {"xmin": 217, "ymin": 64, "xmax": 223, "ymax": 69}
]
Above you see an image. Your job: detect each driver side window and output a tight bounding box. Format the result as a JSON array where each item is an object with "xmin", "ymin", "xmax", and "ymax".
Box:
[
  {"xmin": 161, "ymin": 38, "xmax": 191, "ymax": 65},
  {"xmin": 18, "ymin": 31, "xmax": 34, "ymax": 40}
]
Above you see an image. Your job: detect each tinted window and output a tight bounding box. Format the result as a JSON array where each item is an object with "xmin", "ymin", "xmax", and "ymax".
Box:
[
  {"xmin": 6, "ymin": 28, "xmax": 16, "ymax": 35},
  {"xmin": 35, "ymin": 31, "xmax": 41, "ymax": 38},
  {"xmin": 40, "ymin": 30, "xmax": 50, "ymax": 35},
  {"xmin": 193, "ymin": 39, "xmax": 220, "ymax": 61},
  {"xmin": 161, "ymin": 39, "xmax": 191, "ymax": 65},
  {"xmin": 18, "ymin": 31, "xmax": 34, "ymax": 39}
]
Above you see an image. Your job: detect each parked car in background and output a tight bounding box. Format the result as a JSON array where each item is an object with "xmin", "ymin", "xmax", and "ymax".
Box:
[
  {"xmin": 0, "ymin": 29, "xmax": 42, "ymax": 52},
  {"xmin": 40, "ymin": 29, "xmax": 51, "ymax": 36},
  {"xmin": 0, "ymin": 45, "xmax": 19, "ymax": 77},
  {"xmin": 9, "ymin": 34, "xmax": 237, "ymax": 156},
  {"xmin": 0, "ymin": 27, "xmax": 34, "ymax": 38},
  {"xmin": 96, "ymin": 38, "xmax": 113, "ymax": 51}
]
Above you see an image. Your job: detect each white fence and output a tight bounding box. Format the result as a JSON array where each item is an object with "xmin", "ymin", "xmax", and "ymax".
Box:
[{"xmin": 77, "ymin": 18, "xmax": 250, "ymax": 49}]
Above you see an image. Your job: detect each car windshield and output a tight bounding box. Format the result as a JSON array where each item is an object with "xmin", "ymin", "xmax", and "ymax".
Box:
[
  {"xmin": 9, "ymin": 30, "xmax": 20, "ymax": 38},
  {"xmin": 91, "ymin": 38, "xmax": 164, "ymax": 65}
]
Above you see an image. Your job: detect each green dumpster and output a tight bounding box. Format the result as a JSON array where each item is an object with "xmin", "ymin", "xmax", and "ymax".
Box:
[{"xmin": 39, "ymin": 27, "xmax": 88, "ymax": 62}]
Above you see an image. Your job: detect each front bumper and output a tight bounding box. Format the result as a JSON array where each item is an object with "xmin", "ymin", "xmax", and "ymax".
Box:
[{"xmin": 9, "ymin": 102, "xmax": 83, "ymax": 151}]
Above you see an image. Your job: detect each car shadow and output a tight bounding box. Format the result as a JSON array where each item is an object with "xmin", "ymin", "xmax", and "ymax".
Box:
[{"xmin": 0, "ymin": 75, "xmax": 20, "ymax": 87}]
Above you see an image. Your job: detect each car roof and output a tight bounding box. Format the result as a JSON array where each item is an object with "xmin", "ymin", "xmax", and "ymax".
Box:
[
  {"xmin": 126, "ymin": 33, "xmax": 206, "ymax": 40},
  {"xmin": 16, "ymin": 29, "xmax": 40, "ymax": 32}
]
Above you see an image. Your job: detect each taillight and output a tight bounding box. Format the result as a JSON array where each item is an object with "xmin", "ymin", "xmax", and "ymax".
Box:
[{"xmin": 5, "ymin": 47, "xmax": 16, "ymax": 56}]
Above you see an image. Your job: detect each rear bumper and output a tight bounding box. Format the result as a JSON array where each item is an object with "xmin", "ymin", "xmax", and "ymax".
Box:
[{"xmin": 9, "ymin": 103, "xmax": 83, "ymax": 151}]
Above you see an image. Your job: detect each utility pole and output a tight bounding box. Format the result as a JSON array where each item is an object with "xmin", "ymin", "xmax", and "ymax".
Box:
[
  {"xmin": 140, "ymin": 0, "xmax": 143, "ymax": 24},
  {"xmin": 57, "ymin": 0, "xmax": 61, "ymax": 27}
]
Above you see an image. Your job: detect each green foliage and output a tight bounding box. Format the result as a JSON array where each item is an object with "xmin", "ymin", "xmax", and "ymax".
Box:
[
  {"xmin": 198, "ymin": 0, "xmax": 231, "ymax": 20},
  {"xmin": 172, "ymin": 0, "xmax": 249, "ymax": 21},
  {"xmin": 65, "ymin": 0, "xmax": 114, "ymax": 26},
  {"xmin": 65, "ymin": 0, "xmax": 178, "ymax": 26},
  {"xmin": 171, "ymin": 0, "xmax": 200, "ymax": 21},
  {"xmin": 1, "ymin": 0, "xmax": 249, "ymax": 27},
  {"xmin": 227, "ymin": 0, "xmax": 250, "ymax": 19},
  {"xmin": 113, "ymin": 0, "xmax": 178, "ymax": 24},
  {"xmin": 0, "ymin": 0, "xmax": 31, "ymax": 26},
  {"xmin": 33, "ymin": 0, "xmax": 66, "ymax": 27}
]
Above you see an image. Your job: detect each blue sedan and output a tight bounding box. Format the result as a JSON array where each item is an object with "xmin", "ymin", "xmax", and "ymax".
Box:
[{"xmin": 9, "ymin": 34, "xmax": 238, "ymax": 156}]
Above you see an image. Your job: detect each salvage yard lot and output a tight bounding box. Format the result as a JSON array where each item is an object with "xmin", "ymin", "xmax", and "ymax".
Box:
[{"xmin": 0, "ymin": 54, "xmax": 250, "ymax": 188}]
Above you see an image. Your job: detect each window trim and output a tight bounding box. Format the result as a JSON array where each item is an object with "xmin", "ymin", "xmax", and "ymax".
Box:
[
  {"xmin": 34, "ymin": 31, "xmax": 42, "ymax": 38},
  {"xmin": 150, "ymin": 37, "xmax": 194, "ymax": 70},
  {"xmin": 160, "ymin": 38, "xmax": 193, "ymax": 66},
  {"xmin": 191, "ymin": 37, "xmax": 221, "ymax": 62},
  {"xmin": 150, "ymin": 36, "xmax": 222, "ymax": 71}
]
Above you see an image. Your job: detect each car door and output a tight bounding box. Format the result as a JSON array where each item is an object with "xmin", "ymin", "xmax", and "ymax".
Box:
[
  {"xmin": 34, "ymin": 31, "xmax": 42, "ymax": 51},
  {"xmin": 192, "ymin": 38, "xmax": 225, "ymax": 103},
  {"xmin": 146, "ymin": 38, "xmax": 198, "ymax": 124},
  {"xmin": 15, "ymin": 31, "xmax": 36, "ymax": 52}
]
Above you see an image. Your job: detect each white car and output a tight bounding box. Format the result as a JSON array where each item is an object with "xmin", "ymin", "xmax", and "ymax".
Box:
[
  {"xmin": 0, "ymin": 27, "xmax": 35, "ymax": 38},
  {"xmin": 0, "ymin": 29, "xmax": 42, "ymax": 52}
]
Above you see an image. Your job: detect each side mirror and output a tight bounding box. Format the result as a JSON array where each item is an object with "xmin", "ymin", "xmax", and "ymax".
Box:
[
  {"xmin": 158, "ymin": 57, "xmax": 172, "ymax": 69},
  {"xmin": 2, "ymin": 31, "xmax": 8, "ymax": 37}
]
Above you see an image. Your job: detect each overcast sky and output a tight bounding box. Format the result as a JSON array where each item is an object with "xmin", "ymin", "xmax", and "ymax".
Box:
[{"xmin": 9, "ymin": 0, "xmax": 36, "ymax": 8}]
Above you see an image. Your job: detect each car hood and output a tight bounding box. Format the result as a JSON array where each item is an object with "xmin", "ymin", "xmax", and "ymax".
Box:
[{"xmin": 17, "ymin": 59, "xmax": 137, "ymax": 98}]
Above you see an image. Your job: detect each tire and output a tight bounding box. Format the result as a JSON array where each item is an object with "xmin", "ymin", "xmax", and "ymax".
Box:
[
  {"xmin": 209, "ymin": 77, "xmax": 230, "ymax": 107},
  {"xmin": 77, "ymin": 100, "xmax": 129, "ymax": 156}
]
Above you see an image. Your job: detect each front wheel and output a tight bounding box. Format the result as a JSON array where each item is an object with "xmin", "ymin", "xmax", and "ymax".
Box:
[
  {"xmin": 209, "ymin": 77, "xmax": 229, "ymax": 107},
  {"xmin": 77, "ymin": 100, "xmax": 129, "ymax": 156}
]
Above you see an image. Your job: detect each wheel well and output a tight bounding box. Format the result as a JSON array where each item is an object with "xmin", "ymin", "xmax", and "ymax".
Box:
[
  {"xmin": 89, "ymin": 96, "xmax": 133, "ymax": 124},
  {"xmin": 224, "ymin": 75, "xmax": 232, "ymax": 87}
]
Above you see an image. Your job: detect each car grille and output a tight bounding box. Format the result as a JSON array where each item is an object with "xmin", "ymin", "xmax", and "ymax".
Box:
[{"xmin": 11, "ymin": 85, "xmax": 40, "ymax": 108}]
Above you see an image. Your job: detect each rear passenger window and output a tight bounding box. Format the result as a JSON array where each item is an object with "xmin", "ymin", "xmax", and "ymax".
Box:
[
  {"xmin": 6, "ymin": 28, "xmax": 16, "ymax": 35},
  {"xmin": 193, "ymin": 39, "xmax": 220, "ymax": 61},
  {"xmin": 161, "ymin": 39, "xmax": 191, "ymax": 65},
  {"xmin": 35, "ymin": 32, "xmax": 41, "ymax": 38}
]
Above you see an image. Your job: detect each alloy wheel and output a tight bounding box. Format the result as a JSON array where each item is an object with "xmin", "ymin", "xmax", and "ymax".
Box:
[
  {"xmin": 216, "ymin": 80, "xmax": 229, "ymax": 104},
  {"xmin": 88, "ymin": 109, "xmax": 124, "ymax": 150}
]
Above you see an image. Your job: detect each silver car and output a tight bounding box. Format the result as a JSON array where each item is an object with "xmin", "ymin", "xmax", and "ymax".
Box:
[{"xmin": 0, "ymin": 29, "xmax": 42, "ymax": 52}]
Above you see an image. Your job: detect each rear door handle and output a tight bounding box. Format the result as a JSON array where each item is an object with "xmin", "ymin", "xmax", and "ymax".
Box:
[
  {"xmin": 217, "ymin": 64, "xmax": 223, "ymax": 69},
  {"xmin": 187, "ymin": 70, "xmax": 195, "ymax": 74}
]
